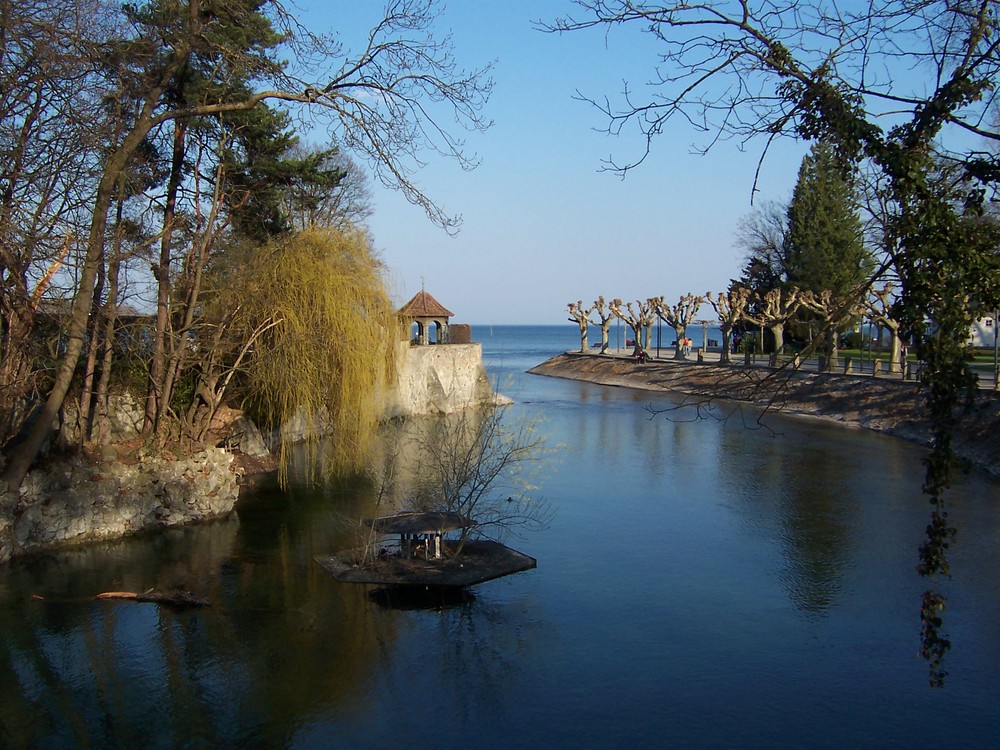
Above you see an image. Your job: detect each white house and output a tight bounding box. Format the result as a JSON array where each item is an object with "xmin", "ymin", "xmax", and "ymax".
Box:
[{"xmin": 969, "ymin": 316, "xmax": 999, "ymax": 349}]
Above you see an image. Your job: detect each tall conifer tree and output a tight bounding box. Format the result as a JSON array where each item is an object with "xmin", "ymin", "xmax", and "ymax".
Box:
[{"xmin": 783, "ymin": 141, "xmax": 871, "ymax": 297}]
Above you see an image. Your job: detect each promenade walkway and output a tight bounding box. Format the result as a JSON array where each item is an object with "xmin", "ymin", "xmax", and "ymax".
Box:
[{"xmin": 596, "ymin": 346, "xmax": 1000, "ymax": 390}]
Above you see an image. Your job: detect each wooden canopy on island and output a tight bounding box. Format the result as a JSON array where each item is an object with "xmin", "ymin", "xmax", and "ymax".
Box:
[
  {"xmin": 370, "ymin": 511, "xmax": 472, "ymax": 560},
  {"xmin": 398, "ymin": 290, "xmax": 454, "ymax": 345}
]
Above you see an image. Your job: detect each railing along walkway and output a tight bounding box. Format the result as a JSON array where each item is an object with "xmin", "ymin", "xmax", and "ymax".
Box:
[{"xmin": 598, "ymin": 347, "xmax": 1000, "ymax": 390}]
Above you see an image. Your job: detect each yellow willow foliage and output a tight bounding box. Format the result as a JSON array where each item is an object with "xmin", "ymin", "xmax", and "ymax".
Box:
[{"xmin": 232, "ymin": 227, "xmax": 400, "ymax": 484}]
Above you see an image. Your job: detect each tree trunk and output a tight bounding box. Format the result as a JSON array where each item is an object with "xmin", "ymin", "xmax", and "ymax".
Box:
[
  {"xmin": 0, "ymin": 299, "xmax": 34, "ymax": 445},
  {"xmin": 720, "ymin": 325, "xmax": 733, "ymax": 364},
  {"xmin": 93, "ymin": 256, "xmax": 121, "ymax": 446},
  {"xmin": 629, "ymin": 324, "xmax": 643, "ymax": 356},
  {"xmin": 674, "ymin": 324, "xmax": 687, "ymax": 359},
  {"xmin": 828, "ymin": 326, "xmax": 840, "ymax": 370},
  {"xmin": 889, "ymin": 326, "xmax": 903, "ymax": 374},
  {"xmin": 144, "ymin": 120, "xmax": 187, "ymax": 435},
  {"xmin": 769, "ymin": 323, "xmax": 785, "ymax": 367},
  {"xmin": 76, "ymin": 251, "xmax": 107, "ymax": 443}
]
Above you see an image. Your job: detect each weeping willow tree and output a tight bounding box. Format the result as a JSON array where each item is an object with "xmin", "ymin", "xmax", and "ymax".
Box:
[{"xmin": 220, "ymin": 226, "xmax": 400, "ymax": 484}]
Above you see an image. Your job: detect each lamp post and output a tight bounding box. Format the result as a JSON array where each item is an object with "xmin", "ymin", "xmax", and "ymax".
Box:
[
  {"xmin": 697, "ymin": 319, "xmax": 709, "ymax": 349},
  {"xmin": 993, "ymin": 309, "xmax": 998, "ymax": 390},
  {"xmin": 865, "ymin": 315, "xmax": 873, "ymax": 370}
]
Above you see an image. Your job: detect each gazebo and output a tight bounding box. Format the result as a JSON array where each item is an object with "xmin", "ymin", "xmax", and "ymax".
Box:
[{"xmin": 398, "ymin": 290, "xmax": 454, "ymax": 345}]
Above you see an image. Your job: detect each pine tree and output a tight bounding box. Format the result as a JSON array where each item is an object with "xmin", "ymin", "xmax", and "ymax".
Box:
[{"xmin": 783, "ymin": 141, "xmax": 871, "ymax": 297}]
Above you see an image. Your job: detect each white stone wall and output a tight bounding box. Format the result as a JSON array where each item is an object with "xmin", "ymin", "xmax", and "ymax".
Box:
[
  {"xmin": 381, "ymin": 342, "xmax": 509, "ymax": 419},
  {"xmin": 0, "ymin": 446, "xmax": 239, "ymax": 563}
]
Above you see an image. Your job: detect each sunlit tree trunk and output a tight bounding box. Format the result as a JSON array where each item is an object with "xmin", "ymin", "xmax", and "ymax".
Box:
[
  {"xmin": 145, "ymin": 120, "xmax": 187, "ymax": 436},
  {"xmin": 567, "ymin": 301, "xmax": 589, "ymax": 353},
  {"xmin": 707, "ymin": 288, "xmax": 750, "ymax": 365},
  {"xmin": 590, "ymin": 296, "xmax": 614, "ymax": 354}
]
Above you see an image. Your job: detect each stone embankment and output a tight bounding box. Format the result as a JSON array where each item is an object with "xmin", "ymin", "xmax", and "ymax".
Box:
[
  {"xmin": 0, "ymin": 341, "xmax": 504, "ymax": 564},
  {"xmin": 530, "ymin": 352, "xmax": 1000, "ymax": 479},
  {"xmin": 0, "ymin": 445, "xmax": 240, "ymax": 563}
]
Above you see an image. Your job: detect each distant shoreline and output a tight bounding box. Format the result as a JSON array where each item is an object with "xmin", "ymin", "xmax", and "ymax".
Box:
[{"xmin": 528, "ymin": 351, "xmax": 1000, "ymax": 480}]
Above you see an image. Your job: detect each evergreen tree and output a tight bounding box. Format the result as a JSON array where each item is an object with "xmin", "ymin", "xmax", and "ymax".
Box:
[{"xmin": 783, "ymin": 141, "xmax": 872, "ymax": 297}]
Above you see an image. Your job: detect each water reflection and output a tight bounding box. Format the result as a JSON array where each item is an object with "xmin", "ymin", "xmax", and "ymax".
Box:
[
  {"xmin": 718, "ymin": 418, "xmax": 860, "ymax": 616},
  {"xmin": 4, "ymin": 361, "xmax": 1000, "ymax": 746},
  {"xmin": 0, "ymin": 424, "xmax": 550, "ymax": 749},
  {"xmin": 368, "ymin": 586, "xmax": 476, "ymax": 610},
  {"xmin": 0, "ymin": 480, "xmax": 403, "ymax": 747}
]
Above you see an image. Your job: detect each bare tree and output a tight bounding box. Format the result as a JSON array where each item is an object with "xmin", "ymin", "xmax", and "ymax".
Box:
[
  {"xmin": 651, "ymin": 293, "xmax": 704, "ymax": 360},
  {"xmin": 567, "ymin": 300, "xmax": 590, "ymax": 353},
  {"xmin": 744, "ymin": 287, "xmax": 803, "ymax": 367},
  {"xmin": 0, "ymin": 0, "xmax": 107, "ymax": 449},
  {"xmin": 283, "ymin": 147, "xmax": 374, "ymax": 233},
  {"xmin": 706, "ymin": 287, "xmax": 751, "ymax": 364},
  {"xmin": 736, "ymin": 200, "xmax": 789, "ymax": 285},
  {"xmin": 406, "ymin": 406, "xmax": 550, "ymax": 553},
  {"xmin": 865, "ymin": 283, "xmax": 905, "ymax": 374},
  {"xmin": 610, "ymin": 298, "xmax": 653, "ymax": 356},
  {"xmin": 589, "ymin": 296, "xmax": 615, "ymax": 354},
  {"xmin": 799, "ymin": 289, "xmax": 865, "ymax": 371}
]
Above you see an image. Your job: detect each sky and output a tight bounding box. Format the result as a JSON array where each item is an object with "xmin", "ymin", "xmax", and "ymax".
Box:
[{"xmin": 303, "ymin": 1, "xmax": 811, "ymax": 325}]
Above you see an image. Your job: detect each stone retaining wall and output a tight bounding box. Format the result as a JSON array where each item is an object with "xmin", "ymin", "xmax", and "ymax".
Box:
[
  {"xmin": 0, "ymin": 340, "xmax": 501, "ymax": 564},
  {"xmin": 0, "ymin": 446, "xmax": 239, "ymax": 564}
]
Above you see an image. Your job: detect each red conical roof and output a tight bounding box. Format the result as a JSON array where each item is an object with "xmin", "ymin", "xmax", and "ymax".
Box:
[{"xmin": 398, "ymin": 290, "xmax": 454, "ymax": 318}]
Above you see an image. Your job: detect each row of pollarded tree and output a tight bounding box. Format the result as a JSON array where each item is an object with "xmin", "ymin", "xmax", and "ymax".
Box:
[{"xmin": 568, "ymin": 283, "xmax": 906, "ymax": 372}]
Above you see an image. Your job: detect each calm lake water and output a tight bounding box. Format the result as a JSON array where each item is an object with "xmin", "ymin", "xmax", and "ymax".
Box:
[{"xmin": 3, "ymin": 325, "xmax": 1000, "ymax": 748}]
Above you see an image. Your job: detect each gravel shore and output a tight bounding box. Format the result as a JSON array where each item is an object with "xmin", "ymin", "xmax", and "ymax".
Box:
[{"xmin": 529, "ymin": 351, "xmax": 1000, "ymax": 479}]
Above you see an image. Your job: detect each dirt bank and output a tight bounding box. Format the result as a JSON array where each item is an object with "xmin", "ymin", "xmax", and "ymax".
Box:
[{"xmin": 529, "ymin": 352, "xmax": 1000, "ymax": 479}]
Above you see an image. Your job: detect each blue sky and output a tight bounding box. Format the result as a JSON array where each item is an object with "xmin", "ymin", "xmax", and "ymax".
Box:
[{"xmin": 305, "ymin": 1, "xmax": 810, "ymax": 324}]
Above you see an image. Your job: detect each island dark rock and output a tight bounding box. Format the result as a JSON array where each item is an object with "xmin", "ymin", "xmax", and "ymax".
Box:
[{"xmin": 315, "ymin": 539, "xmax": 536, "ymax": 588}]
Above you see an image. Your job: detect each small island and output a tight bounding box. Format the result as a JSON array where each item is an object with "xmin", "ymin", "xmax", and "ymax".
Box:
[{"xmin": 314, "ymin": 511, "xmax": 537, "ymax": 588}]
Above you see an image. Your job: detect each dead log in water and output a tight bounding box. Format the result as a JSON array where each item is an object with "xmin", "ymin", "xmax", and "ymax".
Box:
[{"xmin": 94, "ymin": 590, "xmax": 209, "ymax": 607}]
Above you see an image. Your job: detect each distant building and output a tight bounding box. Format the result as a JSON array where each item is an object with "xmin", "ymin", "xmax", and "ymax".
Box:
[
  {"xmin": 398, "ymin": 290, "xmax": 454, "ymax": 345},
  {"xmin": 970, "ymin": 316, "xmax": 999, "ymax": 349}
]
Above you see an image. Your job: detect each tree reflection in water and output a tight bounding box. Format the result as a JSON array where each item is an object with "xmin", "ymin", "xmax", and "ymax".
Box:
[
  {"xmin": 5, "ymin": 368, "xmax": 1000, "ymax": 746},
  {"xmin": 0, "ymin": 477, "xmax": 393, "ymax": 746}
]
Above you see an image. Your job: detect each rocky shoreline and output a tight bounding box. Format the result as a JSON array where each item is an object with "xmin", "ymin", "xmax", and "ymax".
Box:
[
  {"xmin": 0, "ymin": 341, "xmax": 502, "ymax": 564},
  {"xmin": 0, "ymin": 444, "xmax": 244, "ymax": 564},
  {"xmin": 529, "ymin": 352, "xmax": 1000, "ymax": 480}
]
